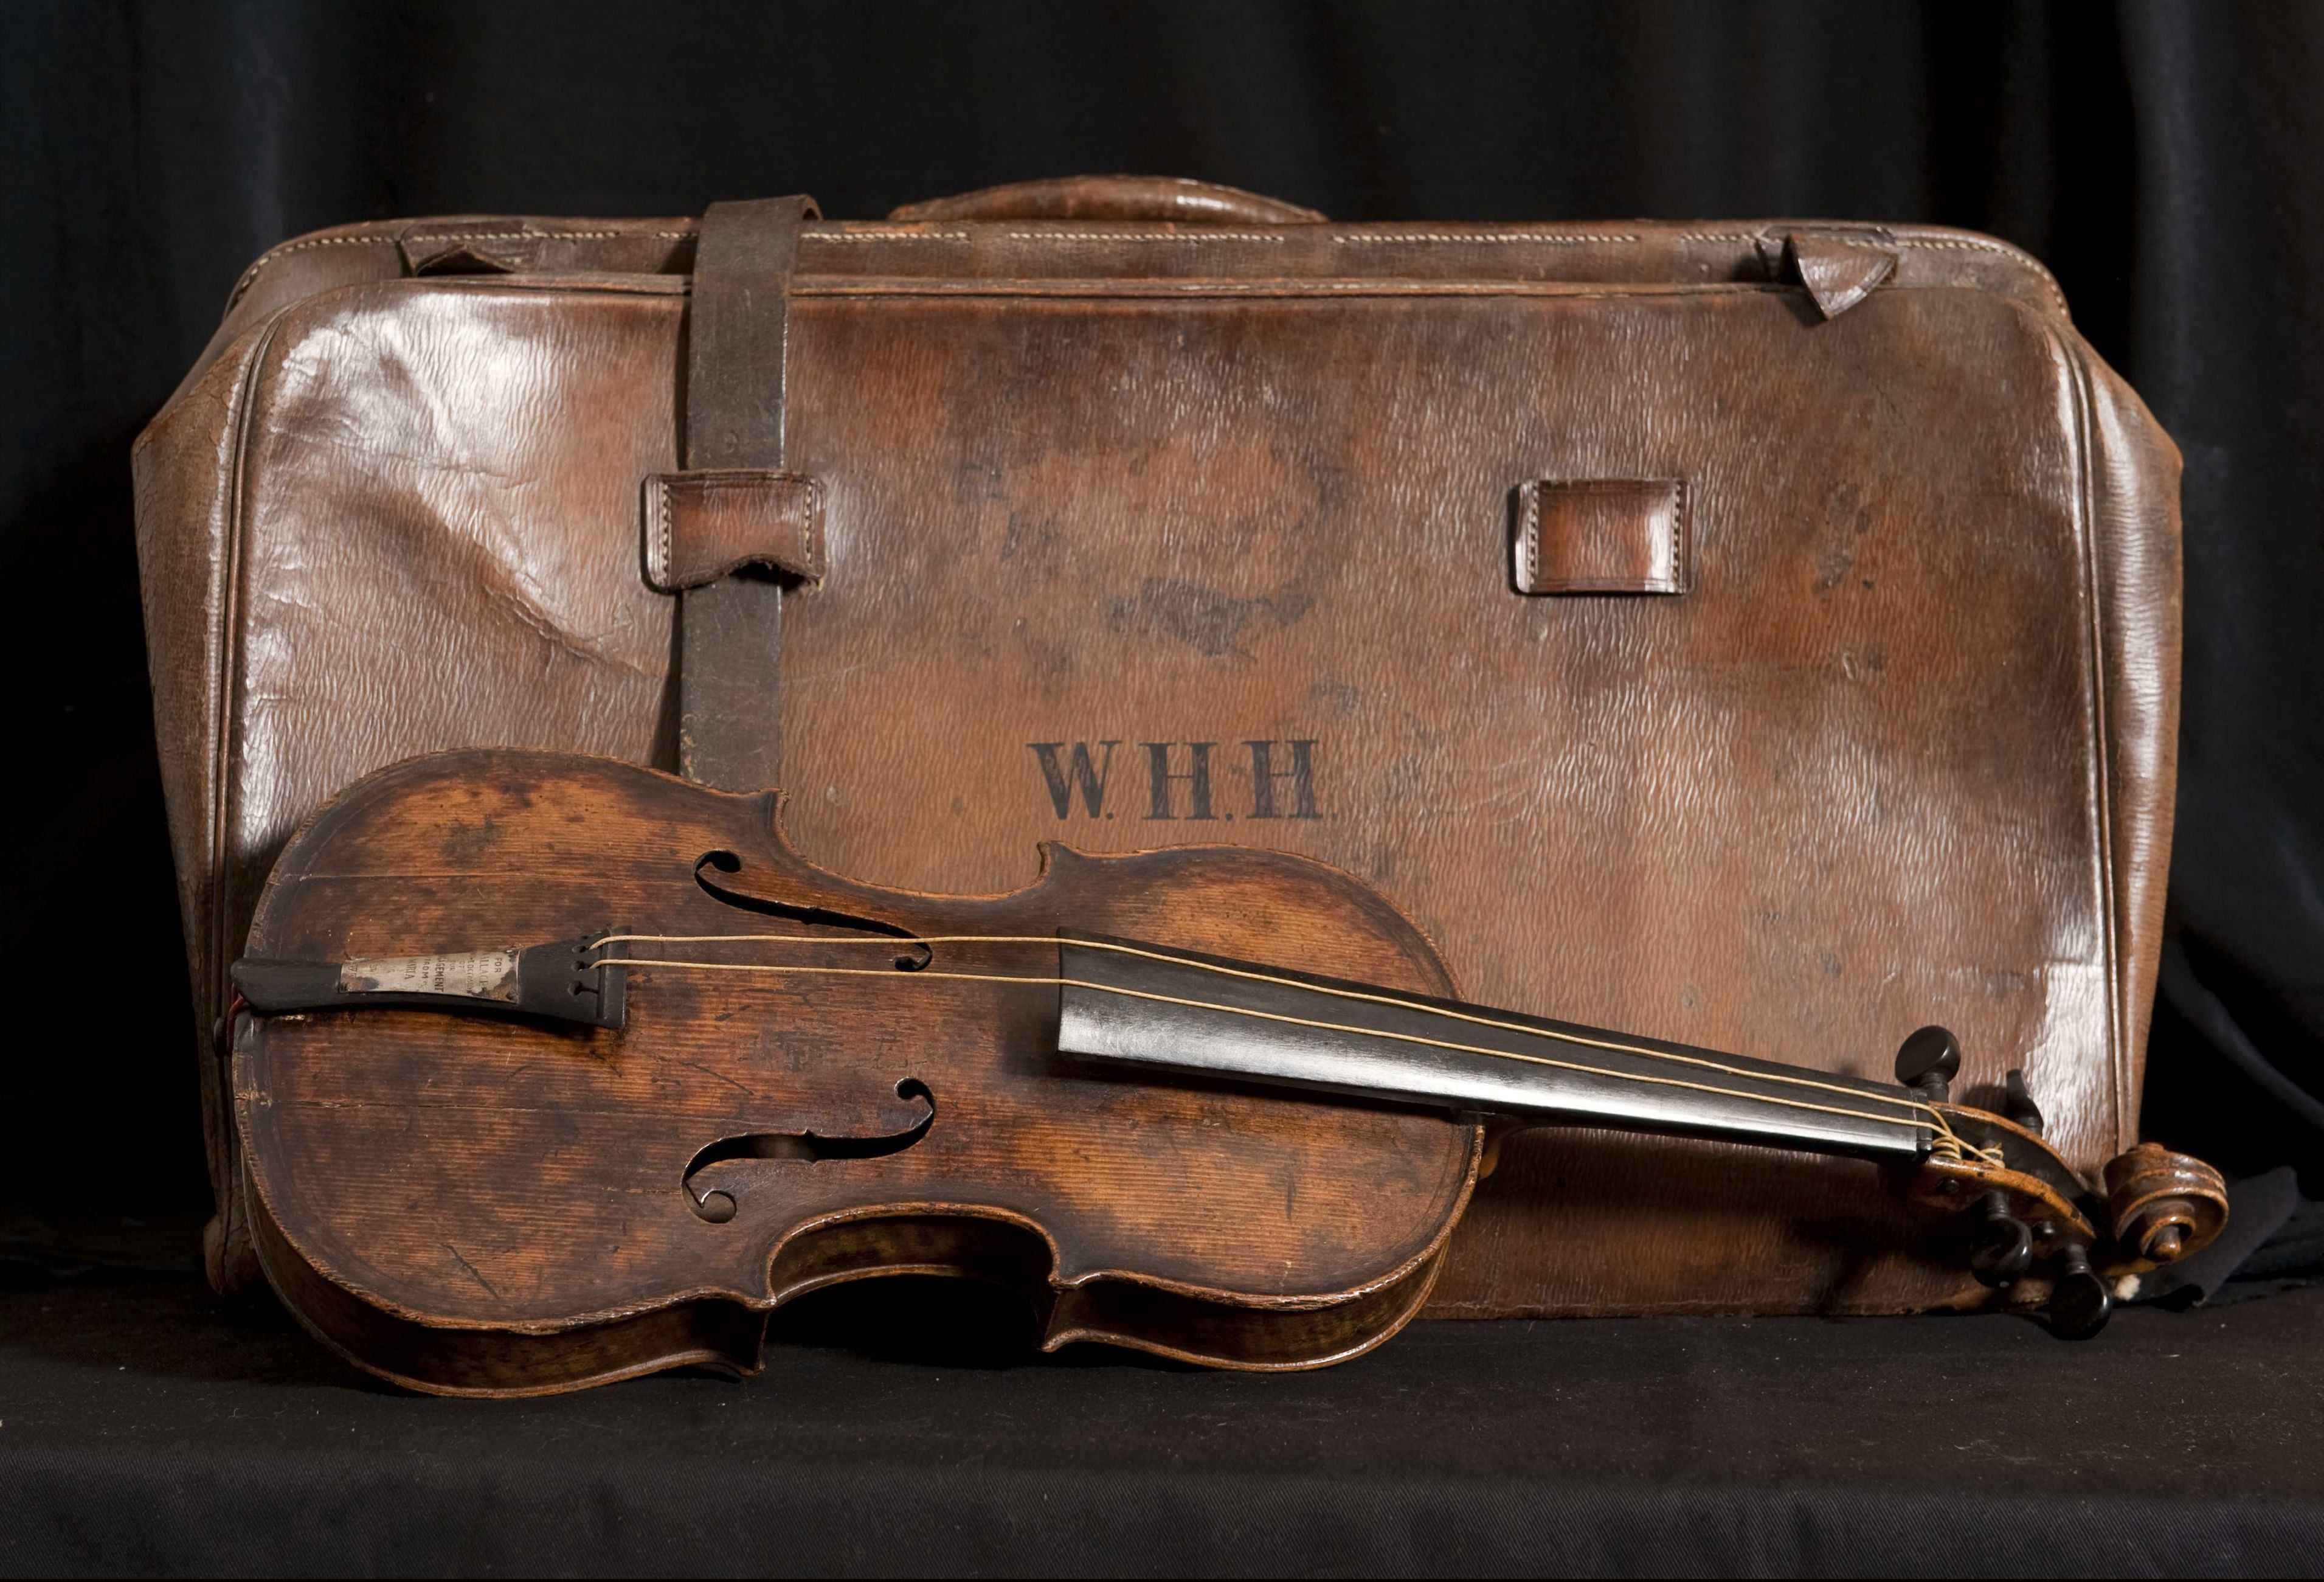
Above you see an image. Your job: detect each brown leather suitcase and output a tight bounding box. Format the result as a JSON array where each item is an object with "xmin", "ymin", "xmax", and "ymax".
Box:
[{"xmin": 134, "ymin": 176, "xmax": 2181, "ymax": 1316}]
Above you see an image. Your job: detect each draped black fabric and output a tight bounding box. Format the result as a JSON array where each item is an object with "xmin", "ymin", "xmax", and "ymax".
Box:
[
  {"xmin": 7, "ymin": 1277, "xmax": 2324, "ymax": 1577},
  {"xmin": 2, "ymin": 0, "xmax": 2319, "ymax": 1241}
]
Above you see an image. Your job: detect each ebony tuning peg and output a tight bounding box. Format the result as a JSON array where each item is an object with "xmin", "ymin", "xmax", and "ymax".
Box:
[
  {"xmin": 1894, "ymin": 1025, "xmax": 1961, "ymax": 1103},
  {"xmin": 1968, "ymin": 1190, "xmax": 2034, "ymax": 1288},
  {"xmin": 2003, "ymin": 1069, "xmax": 2046, "ymax": 1134},
  {"xmin": 2045, "ymin": 1243, "xmax": 2112, "ymax": 1340}
]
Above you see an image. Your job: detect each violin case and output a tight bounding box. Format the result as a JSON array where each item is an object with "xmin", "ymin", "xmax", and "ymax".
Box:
[{"xmin": 133, "ymin": 176, "xmax": 2182, "ymax": 1317}]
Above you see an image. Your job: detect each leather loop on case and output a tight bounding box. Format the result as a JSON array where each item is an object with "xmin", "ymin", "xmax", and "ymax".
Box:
[
  {"xmin": 643, "ymin": 470, "xmax": 825, "ymax": 591},
  {"xmin": 1513, "ymin": 479, "xmax": 1690, "ymax": 595}
]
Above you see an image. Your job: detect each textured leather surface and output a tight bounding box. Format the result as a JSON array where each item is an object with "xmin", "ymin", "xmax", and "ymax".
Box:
[
  {"xmin": 133, "ymin": 191, "xmax": 2182, "ymax": 1313},
  {"xmin": 1513, "ymin": 480, "xmax": 1689, "ymax": 595}
]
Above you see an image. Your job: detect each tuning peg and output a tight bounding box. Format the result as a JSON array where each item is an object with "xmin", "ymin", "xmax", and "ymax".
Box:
[
  {"xmin": 1894, "ymin": 1025, "xmax": 1961, "ymax": 1102},
  {"xmin": 2045, "ymin": 1243, "xmax": 2112, "ymax": 1339},
  {"xmin": 2004, "ymin": 1069, "xmax": 2046, "ymax": 1134},
  {"xmin": 1968, "ymin": 1190, "xmax": 2034, "ymax": 1288}
]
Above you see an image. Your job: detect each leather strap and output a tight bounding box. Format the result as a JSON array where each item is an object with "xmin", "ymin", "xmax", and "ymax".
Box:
[{"xmin": 677, "ymin": 195, "xmax": 820, "ymax": 791}]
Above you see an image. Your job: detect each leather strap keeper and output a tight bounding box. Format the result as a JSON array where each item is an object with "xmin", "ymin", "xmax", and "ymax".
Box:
[
  {"xmin": 643, "ymin": 469, "xmax": 825, "ymax": 591},
  {"xmin": 1513, "ymin": 479, "xmax": 1690, "ymax": 595}
]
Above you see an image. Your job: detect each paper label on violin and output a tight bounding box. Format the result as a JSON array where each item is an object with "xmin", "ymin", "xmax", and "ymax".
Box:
[{"xmin": 339, "ymin": 949, "xmax": 522, "ymax": 1002}]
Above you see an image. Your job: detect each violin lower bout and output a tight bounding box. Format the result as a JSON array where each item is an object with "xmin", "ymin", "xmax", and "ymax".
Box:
[{"xmin": 245, "ymin": 1176, "xmax": 1474, "ymax": 1398}]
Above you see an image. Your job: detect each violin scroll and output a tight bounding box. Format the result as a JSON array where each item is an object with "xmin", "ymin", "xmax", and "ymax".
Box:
[{"xmin": 2102, "ymin": 1142, "xmax": 2229, "ymax": 1269}]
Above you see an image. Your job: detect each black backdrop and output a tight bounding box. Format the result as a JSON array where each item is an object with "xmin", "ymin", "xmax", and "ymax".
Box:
[{"xmin": 4, "ymin": 0, "xmax": 2320, "ymax": 1252}]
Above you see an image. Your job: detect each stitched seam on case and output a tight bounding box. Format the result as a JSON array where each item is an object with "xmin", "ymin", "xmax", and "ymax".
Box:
[
  {"xmin": 1005, "ymin": 231, "xmax": 1292, "ymax": 242},
  {"xmin": 227, "ymin": 235, "xmax": 399, "ymax": 307},
  {"xmin": 1893, "ymin": 237, "xmax": 2067, "ymax": 313},
  {"xmin": 1520, "ymin": 484, "xmax": 1540, "ymax": 592},
  {"xmin": 1670, "ymin": 480, "xmax": 1688, "ymax": 592},
  {"xmin": 793, "ymin": 280, "xmax": 1783, "ymax": 301},
  {"xmin": 1900, "ymin": 236, "xmax": 2030, "ymax": 255},
  {"xmin": 803, "ymin": 475, "xmax": 825, "ymax": 576},
  {"xmin": 230, "ymin": 228, "xmax": 696, "ymax": 307},
  {"xmin": 1332, "ymin": 232, "xmax": 1641, "ymax": 245},
  {"xmin": 407, "ymin": 230, "xmax": 633, "ymax": 243},
  {"xmin": 646, "ymin": 478, "xmax": 672, "ymax": 586}
]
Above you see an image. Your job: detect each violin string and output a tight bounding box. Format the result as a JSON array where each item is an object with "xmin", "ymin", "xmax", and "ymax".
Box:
[
  {"xmin": 590, "ymin": 932, "xmax": 1940, "ymax": 1123},
  {"xmin": 598, "ymin": 958, "xmax": 1938, "ymax": 1137},
  {"xmin": 586, "ymin": 932, "xmax": 1990, "ymax": 1160}
]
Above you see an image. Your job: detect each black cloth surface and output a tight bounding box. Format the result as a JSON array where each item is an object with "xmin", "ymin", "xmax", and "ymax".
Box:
[{"xmin": 3, "ymin": 1278, "xmax": 2322, "ymax": 1577}]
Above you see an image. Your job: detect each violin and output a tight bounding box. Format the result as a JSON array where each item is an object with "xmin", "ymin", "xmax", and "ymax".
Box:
[{"xmin": 229, "ymin": 750, "xmax": 2227, "ymax": 1396}]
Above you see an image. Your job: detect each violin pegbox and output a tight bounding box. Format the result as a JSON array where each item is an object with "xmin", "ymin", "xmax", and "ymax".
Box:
[{"xmin": 1897, "ymin": 1030, "xmax": 2231, "ymax": 1337}]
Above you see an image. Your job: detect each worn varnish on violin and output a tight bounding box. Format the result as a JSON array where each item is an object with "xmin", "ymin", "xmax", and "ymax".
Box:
[{"xmin": 230, "ymin": 751, "xmax": 2226, "ymax": 1396}]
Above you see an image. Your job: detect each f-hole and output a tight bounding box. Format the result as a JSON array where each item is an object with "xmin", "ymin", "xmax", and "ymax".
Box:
[
  {"xmin": 694, "ymin": 850, "xmax": 930, "ymax": 969},
  {"xmin": 686, "ymin": 1078, "xmax": 936, "ymax": 1223}
]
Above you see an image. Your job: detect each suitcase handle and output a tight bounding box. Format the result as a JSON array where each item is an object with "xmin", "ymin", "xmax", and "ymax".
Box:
[{"xmin": 887, "ymin": 175, "xmax": 1326, "ymax": 226}]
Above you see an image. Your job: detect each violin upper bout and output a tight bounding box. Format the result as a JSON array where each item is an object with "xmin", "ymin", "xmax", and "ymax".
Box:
[{"xmin": 1023, "ymin": 841, "xmax": 1457, "ymax": 1001}]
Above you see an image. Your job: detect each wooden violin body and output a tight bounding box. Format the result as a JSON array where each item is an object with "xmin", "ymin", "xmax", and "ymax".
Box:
[
  {"xmin": 235, "ymin": 751, "xmax": 1484, "ymax": 1394},
  {"xmin": 233, "ymin": 750, "xmax": 2227, "ymax": 1396}
]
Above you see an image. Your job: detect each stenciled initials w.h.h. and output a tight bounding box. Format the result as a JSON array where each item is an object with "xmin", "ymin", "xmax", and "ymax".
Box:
[{"xmin": 1027, "ymin": 740, "xmax": 1321, "ymax": 822}]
